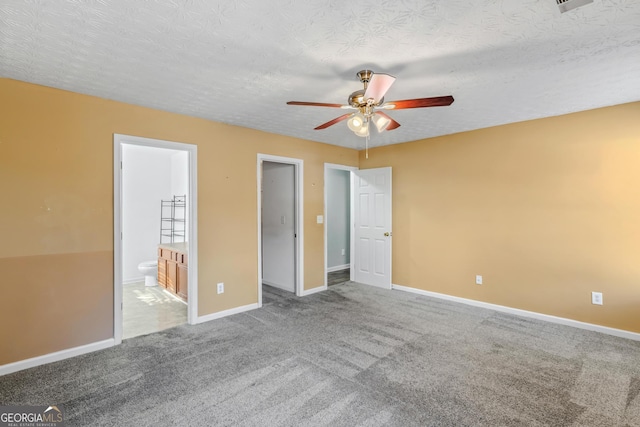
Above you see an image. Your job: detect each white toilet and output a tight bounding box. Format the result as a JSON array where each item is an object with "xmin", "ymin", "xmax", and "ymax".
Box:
[{"xmin": 138, "ymin": 260, "xmax": 158, "ymax": 287}]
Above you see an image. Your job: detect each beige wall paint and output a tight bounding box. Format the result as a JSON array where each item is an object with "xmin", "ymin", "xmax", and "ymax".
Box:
[
  {"xmin": 360, "ymin": 102, "xmax": 640, "ymax": 333},
  {"xmin": 0, "ymin": 78, "xmax": 358, "ymax": 365},
  {"xmin": 0, "ymin": 252, "xmax": 113, "ymax": 363}
]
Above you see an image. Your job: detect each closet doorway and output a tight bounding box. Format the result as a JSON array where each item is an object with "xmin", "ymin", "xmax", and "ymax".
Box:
[
  {"xmin": 257, "ymin": 154, "xmax": 303, "ymax": 304},
  {"xmin": 324, "ymin": 163, "xmax": 357, "ymax": 288}
]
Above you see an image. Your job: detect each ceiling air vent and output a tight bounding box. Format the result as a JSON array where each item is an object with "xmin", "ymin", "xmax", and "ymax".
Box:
[{"xmin": 556, "ymin": 0, "xmax": 594, "ymax": 13}]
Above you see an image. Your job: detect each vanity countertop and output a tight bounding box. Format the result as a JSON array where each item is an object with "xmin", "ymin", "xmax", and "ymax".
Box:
[{"xmin": 158, "ymin": 242, "xmax": 188, "ymax": 254}]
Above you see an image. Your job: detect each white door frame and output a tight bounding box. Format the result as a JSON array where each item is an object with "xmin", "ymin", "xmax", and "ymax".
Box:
[
  {"xmin": 113, "ymin": 134, "xmax": 198, "ymax": 345},
  {"xmin": 323, "ymin": 163, "xmax": 358, "ymax": 288},
  {"xmin": 257, "ymin": 154, "xmax": 304, "ymax": 304}
]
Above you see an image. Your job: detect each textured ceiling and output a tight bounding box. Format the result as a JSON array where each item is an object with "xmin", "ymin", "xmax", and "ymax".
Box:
[{"xmin": 1, "ymin": 0, "xmax": 639, "ymax": 149}]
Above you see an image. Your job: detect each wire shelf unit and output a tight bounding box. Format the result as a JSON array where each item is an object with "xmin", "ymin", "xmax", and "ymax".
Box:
[{"xmin": 160, "ymin": 195, "xmax": 186, "ymax": 243}]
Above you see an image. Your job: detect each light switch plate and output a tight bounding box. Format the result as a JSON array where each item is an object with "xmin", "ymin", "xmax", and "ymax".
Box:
[{"xmin": 317, "ymin": 215, "xmax": 323, "ymax": 224}]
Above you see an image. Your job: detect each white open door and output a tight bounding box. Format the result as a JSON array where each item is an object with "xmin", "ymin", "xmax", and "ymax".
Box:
[{"xmin": 354, "ymin": 167, "xmax": 392, "ymax": 289}]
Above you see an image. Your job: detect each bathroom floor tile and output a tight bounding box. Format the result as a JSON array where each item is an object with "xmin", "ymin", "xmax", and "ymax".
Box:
[{"xmin": 123, "ymin": 282, "xmax": 187, "ymax": 340}]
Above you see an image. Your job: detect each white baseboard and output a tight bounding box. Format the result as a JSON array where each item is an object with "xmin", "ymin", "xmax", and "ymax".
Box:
[
  {"xmin": 195, "ymin": 303, "xmax": 259, "ymax": 324},
  {"xmin": 0, "ymin": 338, "xmax": 115, "ymax": 376},
  {"xmin": 122, "ymin": 276, "xmax": 144, "ymax": 285},
  {"xmin": 392, "ymin": 284, "xmax": 640, "ymax": 342},
  {"xmin": 301, "ymin": 285, "xmax": 326, "ymax": 296},
  {"xmin": 327, "ymin": 264, "xmax": 350, "ymax": 273},
  {"xmin": 262, "ymin": 280, "xmax": 295, "ymax": 293},
  {"xmin": 365, "ymin": 282, "xmax": 393, "ymax": 290}
]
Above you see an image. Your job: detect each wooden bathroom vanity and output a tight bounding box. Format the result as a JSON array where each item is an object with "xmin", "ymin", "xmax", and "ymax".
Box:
[{"xmin": 157, "ymin": 242, "xmax": 188, "ymax": 301}]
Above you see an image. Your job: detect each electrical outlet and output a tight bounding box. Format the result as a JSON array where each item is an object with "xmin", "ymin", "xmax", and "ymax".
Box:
[
  {"xmin": 475, "ymin": 275, "xmax": 483, "ymax": 285},
  {"xmin": 217, "ymin": 282, "xmax": 224, "ymax": 294},
  {"xmin": 341, "ymin": 248, "xmax": 345, "ymax": 256},
  {"xmin": 591, "ymin": 291, "xmax": 603, "ymax": 305}
]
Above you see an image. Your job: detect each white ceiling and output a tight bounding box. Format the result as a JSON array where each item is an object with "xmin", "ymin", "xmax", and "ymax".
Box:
[{"xmin": 1, "ymin": 0, "xmax": 639, "ymax": 149}]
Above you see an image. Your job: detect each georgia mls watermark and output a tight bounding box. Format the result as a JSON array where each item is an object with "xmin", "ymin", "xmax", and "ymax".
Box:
[{"xmin": 0, "ymin": 405, "xmax": 64, "ymax": 427}]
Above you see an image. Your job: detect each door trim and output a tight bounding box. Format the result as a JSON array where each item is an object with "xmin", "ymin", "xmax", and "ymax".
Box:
[
  {"xmin": 257, "ymin": 154, "xmax": 304, "ymax": 304},
  {"xmin": 324, "ymin": 163, "xmax": 358, "ymax": 288},
  {"xmin": 113, "ymin": 134, "xmax": 198, "ymax": 345}
]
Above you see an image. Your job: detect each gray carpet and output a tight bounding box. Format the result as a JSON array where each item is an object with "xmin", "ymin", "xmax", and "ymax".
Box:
[{"xmin": 2, "ymin": 283, "xmax": 640, "ymax": 426}]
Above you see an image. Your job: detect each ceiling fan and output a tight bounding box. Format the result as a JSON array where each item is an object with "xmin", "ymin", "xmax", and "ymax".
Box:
[{"xmin": 287, "ymin": 70, "xmax": 454, "ymax": 140}]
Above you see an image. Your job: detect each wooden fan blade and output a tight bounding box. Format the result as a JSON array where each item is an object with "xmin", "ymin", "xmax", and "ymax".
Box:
[
  {"xmin": 287, "ymin": 101, "xmax": 345, "ymax": 108},
  {"xmin": 383, "ymin": 95, "xmax": 454, "ymax": 110},
  {"xmin": 364, "ymin": 73, "xmax": 396, "ymax": 104},
  {"xmin": 375, "ymin": 111, "xmax": 401, "ymax": 131},
  {"xmin": 314, "ymin": 113, "xmax": 352, "ymax": 130}
]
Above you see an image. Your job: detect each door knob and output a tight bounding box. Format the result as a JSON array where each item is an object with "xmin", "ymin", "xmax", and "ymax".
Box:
[{"xmin": 384, "ymin": 232, "xmax": 391, "ymax": 237}]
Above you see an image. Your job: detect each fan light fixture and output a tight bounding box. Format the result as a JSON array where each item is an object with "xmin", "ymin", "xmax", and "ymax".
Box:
[
  {"xmin": 372, "ymin": 113, "xmax": 391, "ymax": 132},
  {"xmin": 347, "ymin": 112, "xmax": 371, "ymax": 137},
  {"xmin": 347, "ymin": 113, "xmax": 365, "ymax": 132},
  {"xmin": 355, "ymin": 122, "xmax": 369, "ymax": 137},
  {"xmin": 346, "ymin": 112, "xmax": 389, "ymax": 137}
]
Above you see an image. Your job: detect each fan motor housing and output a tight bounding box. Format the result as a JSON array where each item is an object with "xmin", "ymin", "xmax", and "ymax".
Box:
[{"xmin": 348, "ymin": 90, "xmax": 383, "ymax": 108}]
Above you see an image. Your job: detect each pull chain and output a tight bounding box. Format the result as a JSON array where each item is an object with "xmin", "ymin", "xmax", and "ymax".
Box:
[
  {"xmin": 366, "ymin": 133, "xmax": 369, "ymax": 159},
  {"xmin": 365, "ymin": 119, "xmax": 370, "ymax": 159}
]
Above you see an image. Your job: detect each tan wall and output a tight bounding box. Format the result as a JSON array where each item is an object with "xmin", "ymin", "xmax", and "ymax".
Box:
[
  {"xmin": 361, "ymin": 102, "xmax": 640, "ymax": 333},
  {"xmin": 0, "ymin": 78, "xmax": 358, "ymax": 365}
]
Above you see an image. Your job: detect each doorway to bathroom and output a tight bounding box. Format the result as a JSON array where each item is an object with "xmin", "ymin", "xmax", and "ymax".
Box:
[{"xmin": 113, "ymin": 134, "xmax": 198, "ymax": 345}]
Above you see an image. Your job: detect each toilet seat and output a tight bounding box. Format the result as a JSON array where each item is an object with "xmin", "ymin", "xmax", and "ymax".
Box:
[{"xmin": 138, "ymin": 260, "xmax": 157, "ymax": 268}]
